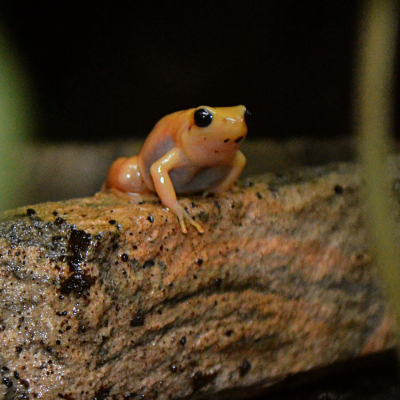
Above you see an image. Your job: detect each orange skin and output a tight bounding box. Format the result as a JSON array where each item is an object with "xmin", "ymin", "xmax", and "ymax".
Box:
[{"xmin": 103, "ymin": 105, "xmax": 249, "ymax": 233}]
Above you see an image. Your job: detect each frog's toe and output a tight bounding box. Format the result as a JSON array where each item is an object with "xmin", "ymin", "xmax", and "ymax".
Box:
[
  {"xmin": 177, "ymin": 216, "xmax": 188, "ymax": 234},
  {"xmin": 180, "ymin": 213, "xmax": 204, "ymax": 234},
  {"xmin": 190, "ymin": 218, "xmax": 204, "ymax": 234}
]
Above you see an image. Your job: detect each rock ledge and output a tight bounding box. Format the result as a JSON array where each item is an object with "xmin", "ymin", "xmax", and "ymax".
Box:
[{"xmin": 0, "ymin": 162, "xmax": 396, "ymax": 399}]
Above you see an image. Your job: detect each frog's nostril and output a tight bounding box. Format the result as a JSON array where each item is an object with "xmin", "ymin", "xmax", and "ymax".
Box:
[
  {"xmin": 234, "ymin": 136, "xmax": 244, "ymax": 143},
  {"xmin": 244, "ymin": 109, "xmax": 251, "ymax": 125}
]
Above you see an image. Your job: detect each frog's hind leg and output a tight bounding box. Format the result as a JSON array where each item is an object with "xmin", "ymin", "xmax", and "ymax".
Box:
[{"xmin": 104, "ymin": 155, "xmax": 149, "ymax": 193}]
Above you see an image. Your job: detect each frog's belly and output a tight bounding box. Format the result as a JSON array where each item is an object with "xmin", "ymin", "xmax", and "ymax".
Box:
[{"xmin": 170, "ymin": 166, "xmax": 230, "ymax": 194}]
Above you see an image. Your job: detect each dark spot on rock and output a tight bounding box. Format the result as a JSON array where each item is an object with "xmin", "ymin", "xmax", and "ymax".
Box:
[
  {"xmin": 56, "ymin": 311, "xmax": 68, "ymax": 316},
  {"xmin": 94, "ymin": 386, "xmax": 111, "ymax": 400},
  {"xmin": 52, "ymin": 236, "xmax": 62, "ymax": 242},
  {"xmin": 215, "ymin": 278, "xmax": 222, "ymax": 287},
  {"xmin": 56, "ymin": 340, "xmax": 61, "ymax": 345},
  {"xmin": 2, "ymin": 377, "xmax": 12, "ymax": 387},
  {"xmin": 78, "ymin": 325, "xmax": 87, "ymax": 333},
  {"xmin": 21, "ymin": 379, "xmax": 29, "ymax": 388},
  {"xmin": 16, "ymin": 346, "xmax": 22, "ymax": 353},
  {"xmin": 68, "ymin": 230, "xmax": 92, "ymax": 265},
  {"xmin": 1, "ymin": 366, "xmax": 9, "ymax": 372},
  {"xmin": 124, "ymin": 393, "xmax": 137, "ymax": 400},
  {"xmin": 334, "ymin": 184, "xmax": 343, "ymax": 195},
  {"xmin": 195, "ymin": 258, "xmax": 203, "ymax": 266},
  {"xmin": 142, "ymin": 259, "xmax": 155, "ymax": 269},
  {"xmin": 54, "ymin": 217, "xmax": 65, "ymax": 225},
  {"xmin": 53, "ymin": 211, "xmax": 58, "ymax": 216},
  {"xmin": 26, "ymin": 208, "xmax": 36, "ymax": 217},
  {"xmin": 170, "ymin": 364, "xmax": 178, "ymax": 373},
  {"xmin": 191, "ymin": 370, "xmax": 218, "ymax": 392},
  {"xmin": 239, "ymin": 360, "xmax": 251, "ymax": 377},
  {"xmin": 244, "ymin": 181, "xmax": 254, "ymax": 187},
  {"xmin": 256, "ymin": 192, "xmax": 263, "ymax": 199},
  {"xmin": 169, "ymin": 282, "xmax": 173, "ymax": 287},
  {"xmin": 59, "ymin": 229, "xmax": 96, "ymax": 296},
  {"xmin": 225, "ymin": 330, "xmax": 234, "ymax": 337},
  {"xmin": 224, "ymin": 138, "xmax": 230, "ymax": 143},
  {"xmin": 109, "ymin": 220, "xmax": 116, "ymax": 225},
  {"xmin": 179, "ymin": 336, "xmax": 186, "ymax": 346},
  {"xmin": 13, "ymin": 371, "xmax": 19, "ymax": 379},
  {"xmin": 197, "ymin": 211, "xmax": 209, "ymax": 222},
  {"xmin": 213, "ymin": 200, "xmax": 220, "ymax": 209},
  {"xmin": 121, "ymin": 253, "xmax": 129, "ymax": 262},
  {"xmin": 147, "ymin": 215, "xmax": 154, "ymax": 223},
  {"xmin": 130, "ymin": 313, "xmax": 145, "ymax": 327},
  {"xmin": 60, "ymin": 274, "xmax": 95, "ymax": 296},
  {"xmin": 268, "ymin": 184, "xmax": 279, "ymax": 193}
]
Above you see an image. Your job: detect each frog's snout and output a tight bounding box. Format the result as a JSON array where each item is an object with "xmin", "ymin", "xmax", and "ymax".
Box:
[{"xmin": 244, "ymin": 109, "xmax": 251, "ymax": 125}]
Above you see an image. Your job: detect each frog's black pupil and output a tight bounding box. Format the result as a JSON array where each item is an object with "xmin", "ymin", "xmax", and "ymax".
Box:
[{"xmin": 194, "ymin": 109, "xmax": 212, "ymax": 127}]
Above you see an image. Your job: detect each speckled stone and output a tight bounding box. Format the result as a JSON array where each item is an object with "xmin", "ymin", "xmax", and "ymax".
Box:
[{"xmin": 0, "ymin": 161, "xmax": 396, "ymax": 399}]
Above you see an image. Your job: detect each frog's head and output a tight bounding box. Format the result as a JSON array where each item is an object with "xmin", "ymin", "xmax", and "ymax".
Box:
[{"xmin": 181, "ymin": 105, "xmax": 249, "ymax": 166}]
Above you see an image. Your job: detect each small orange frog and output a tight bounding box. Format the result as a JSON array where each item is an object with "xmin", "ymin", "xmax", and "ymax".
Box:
[{"xmin": 103, "ymin": 105, "xmax": 249, "ymax": 233}]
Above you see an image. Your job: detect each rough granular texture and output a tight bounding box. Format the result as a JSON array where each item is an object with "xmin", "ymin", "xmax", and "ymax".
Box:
[{"xmin": 0, "ymin": 161, "xmax": 396, "ymax": 399}]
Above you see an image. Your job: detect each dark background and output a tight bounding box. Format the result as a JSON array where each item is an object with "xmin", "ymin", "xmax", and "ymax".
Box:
[{"xmin": 0, "ymin": 1, "xmax": 361, "ymax": 142}]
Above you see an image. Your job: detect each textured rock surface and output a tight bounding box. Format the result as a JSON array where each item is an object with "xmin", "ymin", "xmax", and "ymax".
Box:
[{"xmin": 0, "ymin": 161, "xmax": 397, "ymax": 399}]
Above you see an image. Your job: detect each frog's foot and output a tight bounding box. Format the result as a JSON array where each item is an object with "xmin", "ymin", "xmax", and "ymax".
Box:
[{"xmin": 174, "ymin": 208, "xmax": 204, "ymax": 234}]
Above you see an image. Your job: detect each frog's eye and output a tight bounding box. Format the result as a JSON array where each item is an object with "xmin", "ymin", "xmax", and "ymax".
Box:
[
  {"xmin": 194, "ymin": 108, "xmax": 213, "ymax": 128},
  {"xmin": 244, "ymin": 109, "xmax": 251, "ymax": 125}
]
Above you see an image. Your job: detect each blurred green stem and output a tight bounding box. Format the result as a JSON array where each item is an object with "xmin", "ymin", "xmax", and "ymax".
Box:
[
  {"xmin": 0, "ymin": 23, "xmax": 33, "ymax": 210},
  {"xmin": 356, "ymin": 0, "xmax": 400, "ymax": 340}
]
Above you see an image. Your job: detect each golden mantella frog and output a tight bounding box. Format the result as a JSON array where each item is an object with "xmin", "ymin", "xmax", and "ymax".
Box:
[{"xmin": 103, "ymin": 105, "xmax": 250, "ymax": 233}]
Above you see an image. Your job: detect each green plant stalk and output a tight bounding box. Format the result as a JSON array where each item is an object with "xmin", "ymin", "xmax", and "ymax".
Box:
[
  {"xmin": 356, "ymin": 0, "xmax": 400, "ymax": 340},
  {"xmin": 0, "ymin": 24, "xmax": 34, "ymax": 211}
]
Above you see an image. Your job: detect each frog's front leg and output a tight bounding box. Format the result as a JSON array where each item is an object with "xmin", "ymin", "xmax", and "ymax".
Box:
[
  {"xmin": 210, "ymin": 150, "xmax": 246, "ymax": 193},
  {"xmin": 150, "ymin": 147, "xmax": 204, "ymax": 234}
]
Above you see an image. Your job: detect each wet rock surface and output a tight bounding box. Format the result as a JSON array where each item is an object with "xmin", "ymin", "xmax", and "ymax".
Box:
[{"xmin": 0, "ymin": 161, "xmax": 397, "ymax": 399}]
